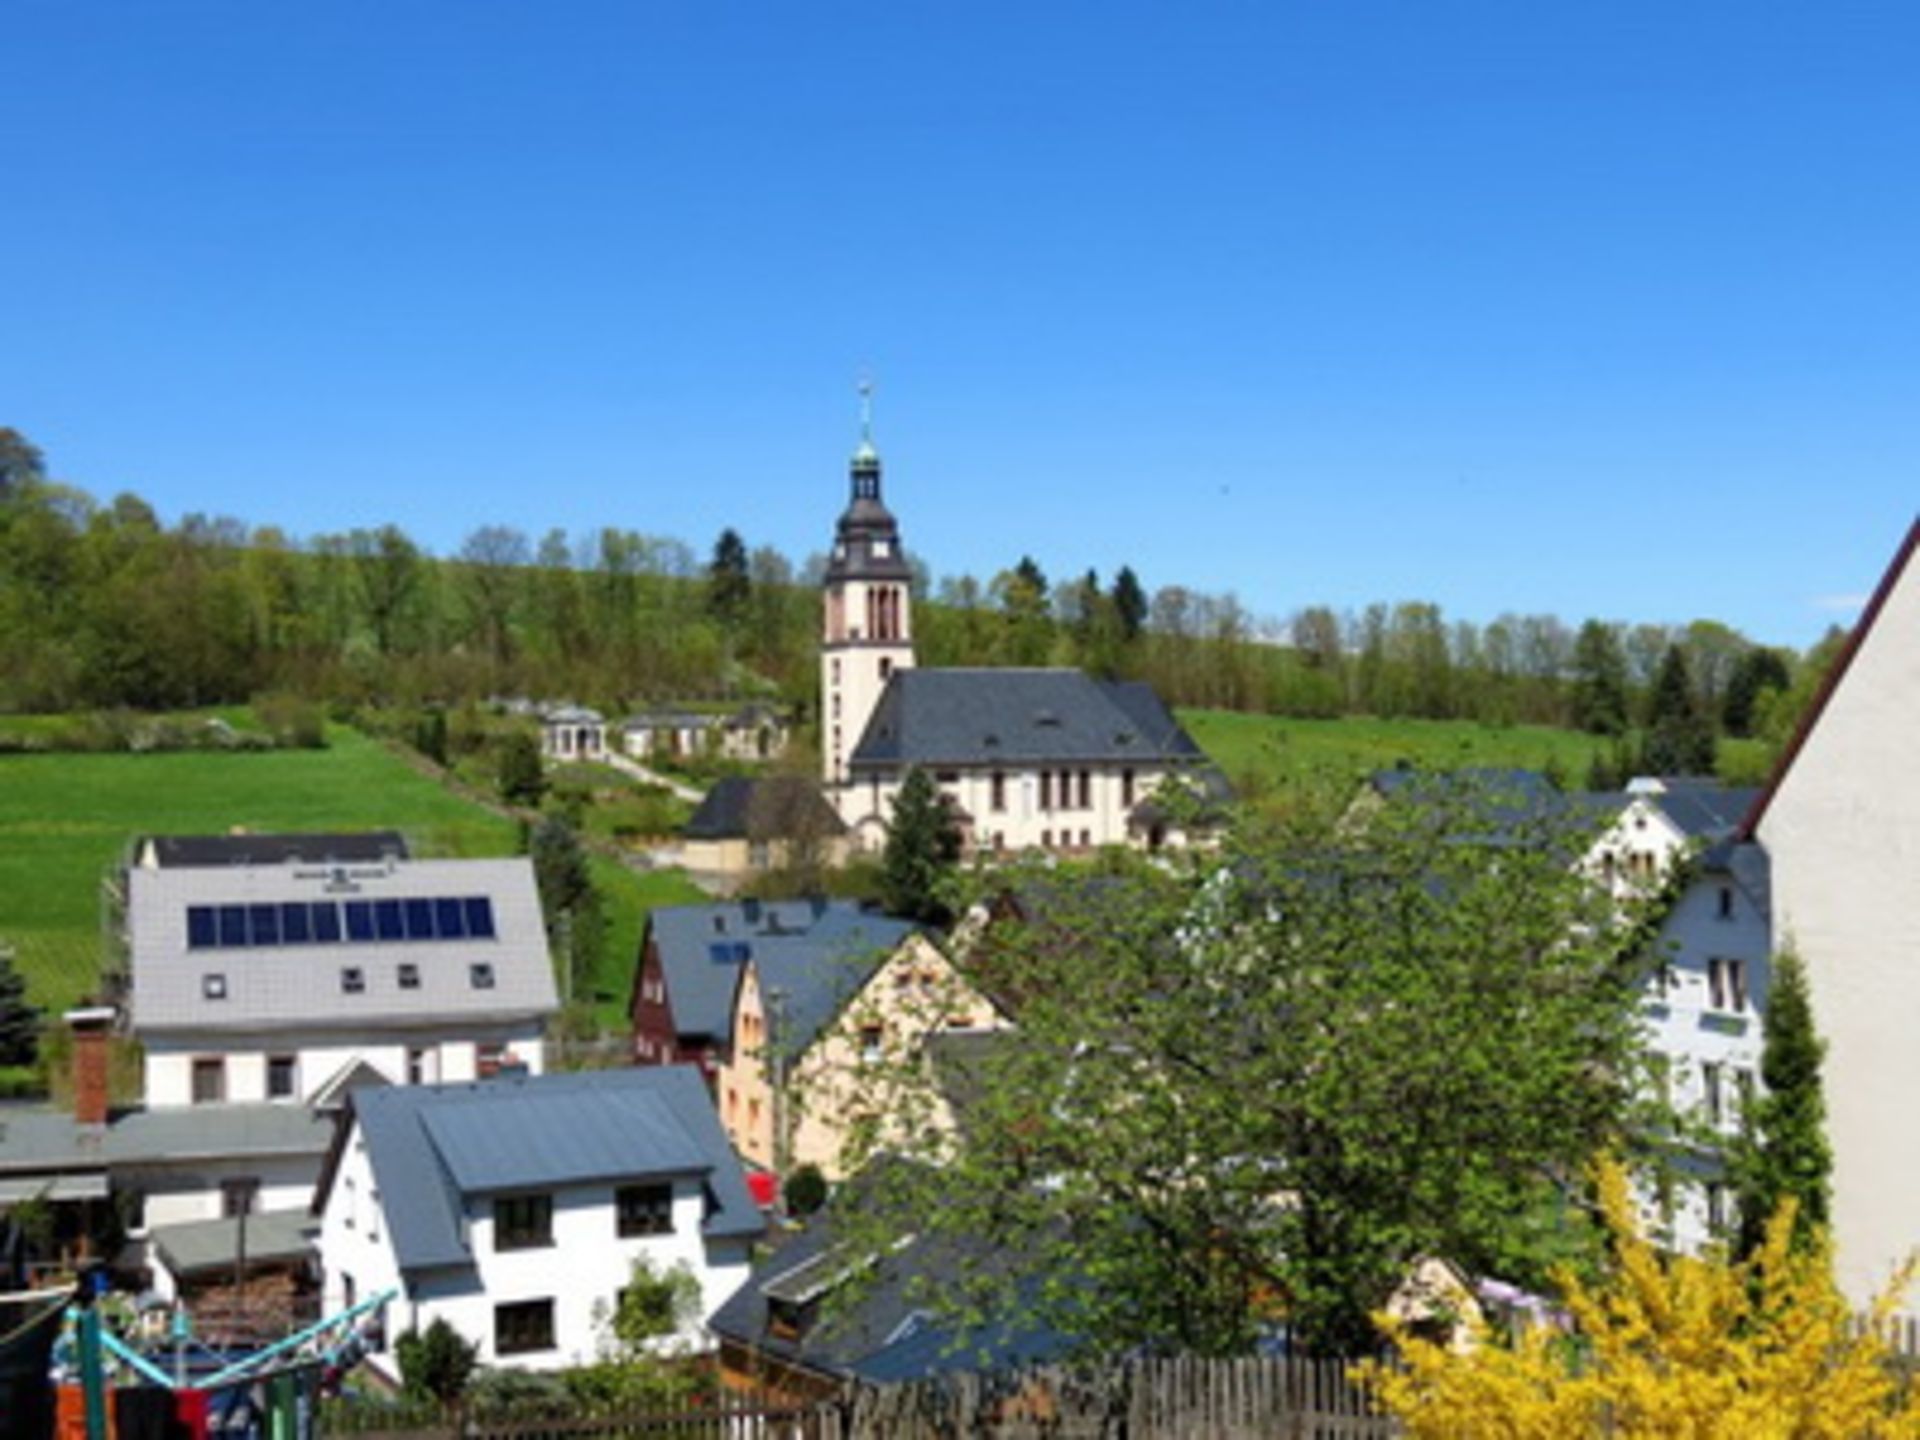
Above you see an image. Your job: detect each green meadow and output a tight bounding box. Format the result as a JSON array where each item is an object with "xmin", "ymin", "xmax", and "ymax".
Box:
[
  {"xmin": 0, "ymin": 725, "xmax": 702, "ymax": 1024},
  {"xmin": 1179, "ymin": 709, "xmax": 1611, "ymax": 796}
]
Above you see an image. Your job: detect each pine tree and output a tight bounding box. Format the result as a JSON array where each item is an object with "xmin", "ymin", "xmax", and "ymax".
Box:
[
  {"xmin": 1643, "ymin": 644, "xmax": 1714, "ymax": 775},
  {"xmin": 1733, "ymin": 949, "xmax": 1831, "ymax": 1257},
  {"xmin": 1722, "ymin": 647, "xmax": 1793, "ymax": 738},
  {"xmin": 529, "ymin": 816, "xmax": 604, "ymax": 1004},
  {"xmin": 1110, "ymin": 565, "xmax": 1148, "ymax": 643},
  {"xmin": 1569, "ymin": 619, "xmax": 1630, "ymax": 736},
  {"xmin": 880, "ymin": 767, "xmax": 962, "ymax": 924},
  {"xmin": 0, "ymin": 944, "xmax": 38, "ymax": 1067},
  {"xmin": 706, "ymin": 527, "xmax": 751, "ymax": 627}
]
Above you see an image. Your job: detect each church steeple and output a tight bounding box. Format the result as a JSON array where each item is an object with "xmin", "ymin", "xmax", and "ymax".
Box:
[{"xmin": 821, "ymin": 381, "xmax": 916, "ymax": 792}]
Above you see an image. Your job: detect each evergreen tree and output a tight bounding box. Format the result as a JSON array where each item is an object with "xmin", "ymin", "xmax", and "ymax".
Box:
[
  {"xmin": 0, "ymin": 944, "xmax": 39, "ymax": 1068},
  {"xmin": 1732, "ymin": 949, "xmax": 1831, "ymax": 1257},
  {"xmin": 706, "ymin": 527, "xmax": 751, "ymax": 628},
  {"xmin": 529, "ymin": 815, "xmax": 604, "ymax": 1004},
  {"xmin": 1110, "ymin": 565, "xmax": 1148, "ymax": 643},
  {"xmin": 1569, "ymin": 619, "xmax": 1630, "ymax": 735},
  {"xmin": 1643, "ymin": 644, "xmax": 1714, "ymax": 775},
  {"xmin": 496, "ymin": 731, "xmax": 548, "ymax": 808},
  {"xmin": 880, "ymin": 767, "xmax": 962, "ymax": 924},
  {"xmin": 1722, "ymin": 646, "xmax": 1793, "ymax": 738}
]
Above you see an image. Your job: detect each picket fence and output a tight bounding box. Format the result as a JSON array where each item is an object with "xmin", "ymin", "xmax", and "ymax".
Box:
[{"xmin": 328, "ymin": 1355, "xmax": 1397, "ymax": 1439}]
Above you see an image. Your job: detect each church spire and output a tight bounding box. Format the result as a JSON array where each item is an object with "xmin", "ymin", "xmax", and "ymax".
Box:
[{"xmin": 850, "ymin": 376, "xmax": 881, "ymax": 500}]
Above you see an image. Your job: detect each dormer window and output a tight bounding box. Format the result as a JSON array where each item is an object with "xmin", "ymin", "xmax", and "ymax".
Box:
[
  {"xmin": 202, "ymin": 973, "xmax": 228, "ymax": 1001},
  {"xmin": 341, "ymin": 967, "xmax": 366, "ymax": 995}
]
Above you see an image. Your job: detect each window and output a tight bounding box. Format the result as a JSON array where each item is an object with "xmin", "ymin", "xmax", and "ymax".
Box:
[
  {"xmin": 859, "ymin": 1025, "xmax": 884, "ymax": 1064},
  {"xmin": 1708, "ymin": 957, "xmax": 1748, "ymax": 1013},
  {"xmin": 1706, "ymin": 1182, "xmax": 1728, "ymax": 1235},
  {"xmin": 221, "ymin": 1178, "xmax": 260, "ymax": 1218},
  {"xmin": 341, "ymin": 967, "xmax": 366, "ymax": 995},
  {"xmin": 397, "ymin": 963, "xmax": 420, "ymax": 990},
  {"xmin": 267, "ymin": 1055, "xmax": 296, "ymax": 1100},
  {"xmin": 616, "ymin": 1182, "xmax": 674, "ymax": 1237},
  {"xmin": 1735, "ymin": 1067, "xmax": 1756, "ymax": 1123},
  {"xmin": 1078, "ymin": 770, "xmax": 1091, "ymax": 809},
  {"xmin": 470, "ymin": 963, "xmax": 496, "ymax": 990},
  {"xmin": 477, "ymin": 1043, "xmax": 507, "ymax": 1078},
  {"xmin": 1041, "ymin": 830, "xmax": 1053, "ymax": 849},
  {"xmin": 494, "ymin": 1193, "xmax": 553, "ymax": 1250},
  {"xmin": 1060, "ymin": 770, "xmax": 1074, "ymax": 809},
  {"xmin": 1039, "ymin": 772, "xmax": 1052, "ymax": 810},
  {"xmin": 1080, "ymin": 829, "xmax": 1091, "ymax": 848},
  {"xmin": 1121, "ymin": 769, "xmax": 1136, "ymax": 808},
  {"xmin": 191, "ymin": 1058, "xmax": 226, "ymax": 1105},
  {"xmin": 879, "ymin": 656, "xmax": 893, "ymax": 681},
  {"xmin": 1717, "ymin": 886, "xmax": 1735, "ymax": 920},
  {"xmin": 407, "ymin": 1048, "xmax": 428, "ymax": 1085},
  {"xmin": 494, "ymin": 1299, "xmax": 555, "ymax": 1355},
  {"xmin": 202, "ymin": 973, "xmax": 228, "ymax": 1001},
  {"xmin": 990, "ymin": 771, "xmax": 1006, "ymax": 812},
  {"xmin": 1702, "ymin": 1062, "xmax": 1724, "ymax": 1125},
  {"xmin": 831, "ymin": 658, "xmax": 841, "ymax": 684}
]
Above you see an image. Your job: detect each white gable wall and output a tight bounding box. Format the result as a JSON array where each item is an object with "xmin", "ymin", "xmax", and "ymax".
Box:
[{"xmin": 1757, "ymin": 530, "xmax": 1920, "ymax": 1306}]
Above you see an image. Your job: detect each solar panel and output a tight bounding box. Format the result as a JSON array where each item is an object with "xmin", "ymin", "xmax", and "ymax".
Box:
[
  {"xmin": 403, "ymin": 897, "xmax": 434, "ymax": 940},
  {"xmin": 248, "ymin": 904, "xmax": 280, "ymax": 946},
  {"xmin": 183, "ymin": 895, "xmax": 500, "ymax": 950},
  {"xmin": 280, "ymin": 902, "xmax": 311, "ymax": 944},
  {"xmin": 218, "ymin": 906, "xmax": 247, "ymax": 947},
  {"xmin": 187, "ymin": 906, "xmax": 217, "ymax": 949},
  {"xmin": 312, "ymin": 902, "xmax": 342, "ymax": 943},
  {"xmin": 345, "ymin": 901, "xmax": 375, "ymax": 942},
  {"xmin": 464, "ymin": 896, "xmax": 496, "ymax": 939},
  {"xmin": 374, "ymin": 899, "xmax": 405, "ymax": 941},
  {"xmin": 434, "ymin": 896, "xmax": 467, "ymax": 939}
]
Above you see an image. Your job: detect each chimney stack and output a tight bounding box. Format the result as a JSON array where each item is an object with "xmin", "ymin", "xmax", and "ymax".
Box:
[{"xmin": 65, "ymin": 1006, "xmax": 116, "ymax": 1127}]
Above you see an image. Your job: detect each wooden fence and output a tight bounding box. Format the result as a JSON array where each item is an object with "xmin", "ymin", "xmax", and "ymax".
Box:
[{"xmin": 324, "ymin": 1356, "xmax": 1397, "ymax": 1439}]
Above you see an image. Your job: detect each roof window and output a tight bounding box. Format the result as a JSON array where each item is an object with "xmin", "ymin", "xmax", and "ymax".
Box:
[
  {"xmin": 470, "ymin": 963, "xmax": 496, "ymax": 990},
  {"xmin": 397, "ymin": 963, "xmax": 421, "ymax": 990},
  {"xmin": 341, "ymin": 967, "xmax": 366, "ymax": 995},
  {"xmin": 202, "ymin": 973, "xmax": 227, "ymax": 1001}
]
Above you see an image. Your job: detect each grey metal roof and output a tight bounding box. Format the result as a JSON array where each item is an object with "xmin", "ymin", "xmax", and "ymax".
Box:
[
  {"xmin": 104, "ymin": 1104, "xmax": 335, "ymax": 1165},
  {"xmin": 645, "ymin": 901, "xmax": 918, "ymax": 1048},
  {"xmin": 128, "ymin": 858, "xmax": 558, "ymax": 1036},
  {"xmin": 150, "ymin": 1209, "xmax": 316, "ymax": 1277},
  {"xmin": 682, "ymin": 778, "xmax": 847, "ymax": 843},
  {"xmin": 0, "ymin": 1108, "xmax": 100, "ymax": 1175},
  {"xmin": 343, "ymin": 1066, "xmax": 763, "ymax": 1276},
  {"xmin": 1651, "ymin": 782, "xmax": 1762, "ymax": 840},
  {"xmin": 140, "ymin": 832, "xmax": 409, "ymax": 869},
  {"xmin": 848, "ymin": 670, "xmax": 1205, "ymax": 769},
  {"xmin": 540, "ymin": 704, "xmax": 604, "ymax": 724}
]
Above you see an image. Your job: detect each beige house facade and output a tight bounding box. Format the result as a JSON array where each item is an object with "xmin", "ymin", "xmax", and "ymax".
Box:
[
  {"xmin": 1748, "ymin": 517, "xmax": 1920, "ymax": 1307},
  {"xmin": 717, "ymin": 931, "xmax": 1007, "ymax": 1181}
]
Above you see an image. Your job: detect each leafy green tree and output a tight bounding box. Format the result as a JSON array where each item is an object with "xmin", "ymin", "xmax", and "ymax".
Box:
[
  {"xmin": 0, "ymin": 427, "xmax": 47, "ymax": 501},
  {"xmin": 0, "ymin": 944, "xmax": 39, "ymax": 1068},
  {"xmin": 1570, "ymin": 619, "xmax": 1630, "ymax": 736},
  {"xmin": 880, "ymin": 767, "xmax": 962, "ymax": 924},
  {"xmin": 348, "ymin": 524, "xmax": 424, "ymax": 655},
  {"xmin": 413, "ymin": 707, "xmax": 449, "ymax": 767},
  {"xmin": 395, "ymin": 1317, "xmax": 478, "ymax": 1407},
  {"xmin": 496, "ymin": 731, "xmax": 547, "ymax": 808},
  {"xmin": 1110, "ymin": 565, "xmax": 1148, "ymax": 643},
  {"xmin": 706, "ymin": 527, "xmax": 751, "ymax": 628},
  {"xmin": 839, "ymin": 781, "xmax": 1649, "ymax": 1356},
  {"xmin": 1732, "ymin": 949, "xmax": 1831, "ymax": 1257},
  {"xmin": 529, "ymin": 815, "xmax": 605, "ymax": 1003},
  {"xmin": 1643, "ymin": 644, "xmax": 1714, "ymax": 775}
]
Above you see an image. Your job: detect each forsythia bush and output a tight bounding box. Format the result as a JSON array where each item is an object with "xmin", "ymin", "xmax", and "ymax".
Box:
[{"xmin": 1362, "ymin": 1158, "xmax": 1920, "ymax": 1439}]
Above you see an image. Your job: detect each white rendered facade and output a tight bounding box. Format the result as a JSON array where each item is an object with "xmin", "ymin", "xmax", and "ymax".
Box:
[
  {"xmin": 1753, "ymin": 521, "xmax": 1920, "ymax": 1307},
  {"xmin": 143, "ymin": 1027, "xmax": 546, "ymax": 1109}
]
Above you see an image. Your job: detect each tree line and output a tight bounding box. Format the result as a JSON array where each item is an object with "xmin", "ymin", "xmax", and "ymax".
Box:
[{"xmin": 0, "ymin": 428, "xmax": 1835, "ymax": 766}]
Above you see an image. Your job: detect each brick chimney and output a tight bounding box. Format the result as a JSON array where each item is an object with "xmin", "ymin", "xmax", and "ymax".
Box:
[{"xmin": 64, "ymin": 1006, "xmax": 116, "ymax": 1127}]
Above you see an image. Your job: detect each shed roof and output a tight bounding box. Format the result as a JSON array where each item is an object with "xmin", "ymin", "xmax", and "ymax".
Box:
[
  {"xmin": 128, "ymin": 857, "xmax": 558, "ymax": 1036},
  {"xmin": 848, "ymin": 670, "xmax": 1204, "ymax": 769}
]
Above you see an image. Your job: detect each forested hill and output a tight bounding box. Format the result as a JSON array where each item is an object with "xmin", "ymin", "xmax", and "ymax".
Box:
[{"xmin": 0, "ymin": 428, "xmax": 1836, "ymax": 774}]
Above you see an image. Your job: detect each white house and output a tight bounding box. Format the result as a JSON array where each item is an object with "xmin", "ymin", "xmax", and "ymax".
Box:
[
  {"xmin": 539, "ymin": 706, "xmax": 608, "ymax": 763},
  {"xmin": 314, "ymin": 1067, "xmax": 764, "ymax": 1375},
  {"xmin": 128, "ymin": 853, "xmax": 558, "ymax": 1109},
  {"xmin": 818, "ymin": 394, "xmax": 1213, "ymax": 854},
  {"xmin": 1748, "ymin": 516, "xmax": 1920, "ymax": 1307}
]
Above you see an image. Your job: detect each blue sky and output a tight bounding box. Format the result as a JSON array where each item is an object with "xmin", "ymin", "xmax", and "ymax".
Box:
[{"xmin": 4, "ymin": 3, "xmax": 1915, "ymax": 647}]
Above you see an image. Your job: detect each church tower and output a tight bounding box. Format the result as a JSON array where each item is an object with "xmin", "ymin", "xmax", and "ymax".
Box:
[{"xmin": 821, "ymin": 383, "xmax": 915, "ymax": 789}]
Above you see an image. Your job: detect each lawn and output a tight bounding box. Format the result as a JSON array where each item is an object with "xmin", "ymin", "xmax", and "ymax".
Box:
[
  {"xmin": 1179, "ymin": 709, "xmax": 1611, "ymax": 797},
  {"xmin": 0, "ymin": 724, "xmax": 703, "ymax": 1025}
]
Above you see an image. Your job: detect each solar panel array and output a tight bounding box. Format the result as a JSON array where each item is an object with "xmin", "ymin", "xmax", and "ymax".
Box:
[{"xmin": 186, "ymin": 896, "xmax": 498, "ymax": 950}]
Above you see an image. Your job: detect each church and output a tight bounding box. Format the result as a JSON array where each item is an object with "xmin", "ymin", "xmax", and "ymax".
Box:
[{"xmin": 819, "ymin": 396, "xmax": 1215, "ymax": 855}]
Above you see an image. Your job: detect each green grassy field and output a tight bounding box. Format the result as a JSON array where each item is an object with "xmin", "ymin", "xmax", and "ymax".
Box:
[
  {"xmin": 1179, "ymin": 709, "xmax": 1611, "ymax": 795},
  {"xmin": 0, "ymin": 725, "xmax": 703, "ymax": 1024}
]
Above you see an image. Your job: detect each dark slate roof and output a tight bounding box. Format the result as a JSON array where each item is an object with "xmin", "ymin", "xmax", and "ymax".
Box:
[
  {"xmin": 682, "ymin": 778, "xmax": 848, "ymax": 843},
  {"xmin": 849, "ymin": 670, "xmax": 1206, "ymax": 770},
  {"xmin": 140, "ymin": 832, "xmax": 409, "ymax": 868},
  {"xmin": 647, "ymin": 900, "xmax": 918, "ymax": 1048},
  {"xmin": 1368, "ymin": 768, "xmax": 1628, "ymax": 841},
  {"xmin": 1700, "ymin": 837, "xmax": 1771, "ymax": 910},
  {"xmin": 708, "ymin": 1181, "xmax": 1074, "ymax": 1382},
  {"xmin": 1650, "ymin": 781, "xmax": 1762, "ymax": 840},
  {"xmin": 343, "ymin": 1067, "xmax": 763, "ymax": 1275}
]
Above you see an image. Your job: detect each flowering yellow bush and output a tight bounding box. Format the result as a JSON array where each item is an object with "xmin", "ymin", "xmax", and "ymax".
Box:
[{"xmin": 1361, "ymin": 1158, "xmax": 1920, "ymax": 1439}]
